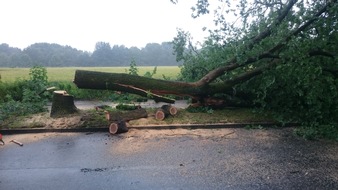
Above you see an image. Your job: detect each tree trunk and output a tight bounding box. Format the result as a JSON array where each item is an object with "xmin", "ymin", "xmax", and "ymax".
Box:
[
  {"xmin": 73, "ymin": 70, "xmax": 240, "ymax": 102},
  {"xmin": 73, "ymin": 69, "xmax": 256, "ymax": 106},
  {"xmin": 104, "ymin": 108, "xmax": 148, "ymax": 122},
  {"xmin": 50, "ymin": 91, "xmax": 78, "ymax": 118},
  {"xmin": 73, "ymin": 70, "xmax": 205, "ymax": 102}
]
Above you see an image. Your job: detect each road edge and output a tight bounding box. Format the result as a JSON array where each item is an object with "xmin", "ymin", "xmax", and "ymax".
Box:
[{"xmin": 0, "ymin": 122, "xmax": 298, "ymax": 134}]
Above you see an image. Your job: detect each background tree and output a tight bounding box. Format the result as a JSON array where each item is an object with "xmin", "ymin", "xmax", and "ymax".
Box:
[
  {"xmin": 0, "ymin": 42, "xmax": 180, "ymax": 67},
  {"xmin": 92, "ymin": 42, "xmax": 113, "ymax": 66},
  {"xmin": 0, "ymin": 43, "xmax": 21, "ymax": 67}
]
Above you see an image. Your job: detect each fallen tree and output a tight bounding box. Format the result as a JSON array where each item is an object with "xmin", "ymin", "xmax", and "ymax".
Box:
[{"xmin": 74, "ymin": 0, "xmax": 337, "ymax": 126}]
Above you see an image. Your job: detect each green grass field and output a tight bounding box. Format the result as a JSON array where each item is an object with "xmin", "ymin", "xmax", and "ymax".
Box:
[{"xmin": 0, "ymin": 66, "xmax": 181, "ymax": 83}]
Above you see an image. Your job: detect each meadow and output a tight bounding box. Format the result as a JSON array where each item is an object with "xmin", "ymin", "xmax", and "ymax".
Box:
[{"xmin": 0, "ymin": 66, "xmax": 181, "ymax": 83}]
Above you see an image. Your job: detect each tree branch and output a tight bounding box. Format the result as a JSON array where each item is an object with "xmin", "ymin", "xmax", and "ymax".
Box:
[
  {"xmin": 195, "ymin": 0, "xmax": 336, "ymax": 86},
  {"xmin": 227, "ymin": 61, "xmax": 278, "ymax": 86},
  {"xmin": 114, "ymin": 83, "xmax": 175, "ymax": 103},
  {"xmin": 249, "ymin": 0, "xmax": 298, "ymax": 49},
  {"xmin": 309, "ymin": 49, "xmax": 336, "ymax": 58}
]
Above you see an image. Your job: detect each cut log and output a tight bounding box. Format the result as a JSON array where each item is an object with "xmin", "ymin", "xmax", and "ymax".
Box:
[
  {"xmin": 105, "ymin": 108, "xmax": 148, "ymax": 122},
  {"xmin": 155, "ymin": 109, "xmax": 167, "ymax": 120},
  {"xmin": 161, "ymin": 105, "xmax": 177, "ymax": 116},
  {"xmin": 155, "ymin": 105, "xmax": 177, "ymax": 120},
  {"xmin": 50, "ymin": 90, "xmax": 78, "ymax": 118},
  {"xmin": 109, "ymin": 120, "xmax": 129, "ymax": 134}
]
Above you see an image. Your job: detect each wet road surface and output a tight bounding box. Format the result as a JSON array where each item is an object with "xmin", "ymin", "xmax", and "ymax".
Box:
[{"xmin": 0, "ymin": 128, "xmax": 337, "ymax": 190}]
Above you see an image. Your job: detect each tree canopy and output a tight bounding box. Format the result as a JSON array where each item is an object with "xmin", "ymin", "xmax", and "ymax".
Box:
[{"xmin": 171, "ymin": 0, "xmax": 337, "ymax": 126}]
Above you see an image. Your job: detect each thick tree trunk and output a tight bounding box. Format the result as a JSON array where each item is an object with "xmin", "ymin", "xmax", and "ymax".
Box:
[
  {"xmin": 73, "ymin": 70, "xmax": 207, "ymax": 102},
  {"xmin": 50, "ymin": 91, "xmax": 78, "ymax": 118},
  {"xmin": 73, "ymin": 70, "xmax": 240, "ymax": 102}
]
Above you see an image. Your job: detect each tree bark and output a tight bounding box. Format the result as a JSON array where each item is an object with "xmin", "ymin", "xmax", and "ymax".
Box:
[
  {"xmin": 74, "ymin": 70, "xmax": 205, "ymax": 101},
  {"xmin": 50, "ymin": 91, "xmax": 78, "ymax": 118},
  {"xmin": 74, "ymin": 70, "xmax": 238, "ymax": 100},
  {"xmin": 104, "ymin": 108, "xmax": 148, "ymax": 122}
]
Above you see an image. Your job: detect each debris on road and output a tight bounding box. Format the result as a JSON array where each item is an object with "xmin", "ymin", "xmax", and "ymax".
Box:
[{"xmin": 10, "ymin": 139, "xmax": 23, "ymax": 146}]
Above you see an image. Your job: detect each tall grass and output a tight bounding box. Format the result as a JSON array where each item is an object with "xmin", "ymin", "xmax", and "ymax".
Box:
[
  {"xmin": 0, "ymin": 66, "xmax": 181, "ymax": 101},
  {"xmin": 0, "ymin": 66, "xmax": 180, "ymax": 83}
]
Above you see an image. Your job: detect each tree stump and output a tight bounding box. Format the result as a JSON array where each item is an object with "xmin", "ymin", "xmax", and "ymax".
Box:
[
  {"xmin": 50, "ymin": 90, "xmax": 78, "ymax": 118},
  {"xmin": 109, "ymin": 120, "xmax": 129, "ymax": 134},
  {"xmin": 155, "ymin": 105, "xmax": 177, "ymax": 120}
]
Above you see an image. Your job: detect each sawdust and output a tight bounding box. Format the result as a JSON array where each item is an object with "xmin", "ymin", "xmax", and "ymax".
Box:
[
  {"xmin": 1, "ymin": 132, "xmax": 80, "ymax": 145},
  {"xmin": 110, "ymin": 128, "xmax": 237, "ymax": 154},
  {"xmin": 17, "ymin": 112, "xmax": 85, "ymax": 129}
]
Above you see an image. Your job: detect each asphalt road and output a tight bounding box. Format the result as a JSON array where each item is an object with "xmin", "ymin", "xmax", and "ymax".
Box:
[{"xmin": 0, "ymin": 128, "xmax": 337, "ymax": 190}]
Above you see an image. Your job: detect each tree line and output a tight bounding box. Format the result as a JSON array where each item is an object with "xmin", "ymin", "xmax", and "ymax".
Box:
[{"xmin": 0, "ymin": 42, "xmax": 181, "ymax": 67}]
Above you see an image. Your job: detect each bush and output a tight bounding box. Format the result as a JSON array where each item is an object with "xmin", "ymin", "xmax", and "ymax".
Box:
[{"xmin": 0, "ymin": 66, "xmax": 49, "ymax": 124}]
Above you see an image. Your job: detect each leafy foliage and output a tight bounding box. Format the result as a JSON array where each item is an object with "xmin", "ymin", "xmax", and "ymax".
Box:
[
  {"xmin": 128, "ymin": 59, "xmax": 139, "ymax": 76},
  {"xmin": 0, "ymin": 66, "xmax": 49, "ymax": 124},
  {"xmin": 172, "ymin": 0, "xmax": 338, "ymax": 136},
  {"xmin": 186, "ymin": 106, "xmax": 214, "ymax": 114},
  {"xmin": 294, "ymin": 124, "xmax": 338, "ymax": 141},
  {"xmin": 144, "ymin": 66, "xmax": 157, "ymax": 78}
]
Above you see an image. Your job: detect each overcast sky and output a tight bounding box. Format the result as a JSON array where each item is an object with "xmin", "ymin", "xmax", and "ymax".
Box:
[{"xmin": 0, "ymin": 0, "xmax": 218, "ymax": 52}]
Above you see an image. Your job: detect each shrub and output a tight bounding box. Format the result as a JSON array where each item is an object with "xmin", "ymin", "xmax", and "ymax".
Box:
[{"xmin": 0, "ymin": 66, "xmax": 49, "ymax": 124}]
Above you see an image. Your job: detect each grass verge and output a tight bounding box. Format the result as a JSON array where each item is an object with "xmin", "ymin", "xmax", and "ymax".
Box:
[
  {"xmin": 0, "ymin": 108, "xmax": 275, "ymax": 130},
  {"xmin": 0, "ymin": 66, "xmax": 180, "ymax": 83}
]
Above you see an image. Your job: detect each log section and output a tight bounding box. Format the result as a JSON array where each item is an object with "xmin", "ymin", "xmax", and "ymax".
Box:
[
  {"xmin": 105, "ymin": 108, "xmax": 148, "ymax": 122},
  {"xmin": 109, "ymin": 120, "xmax": 129, "ymax": 134},
  {"xmin": 155, "ymin": 105, "xmax": 177, "ymax": 120}
]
